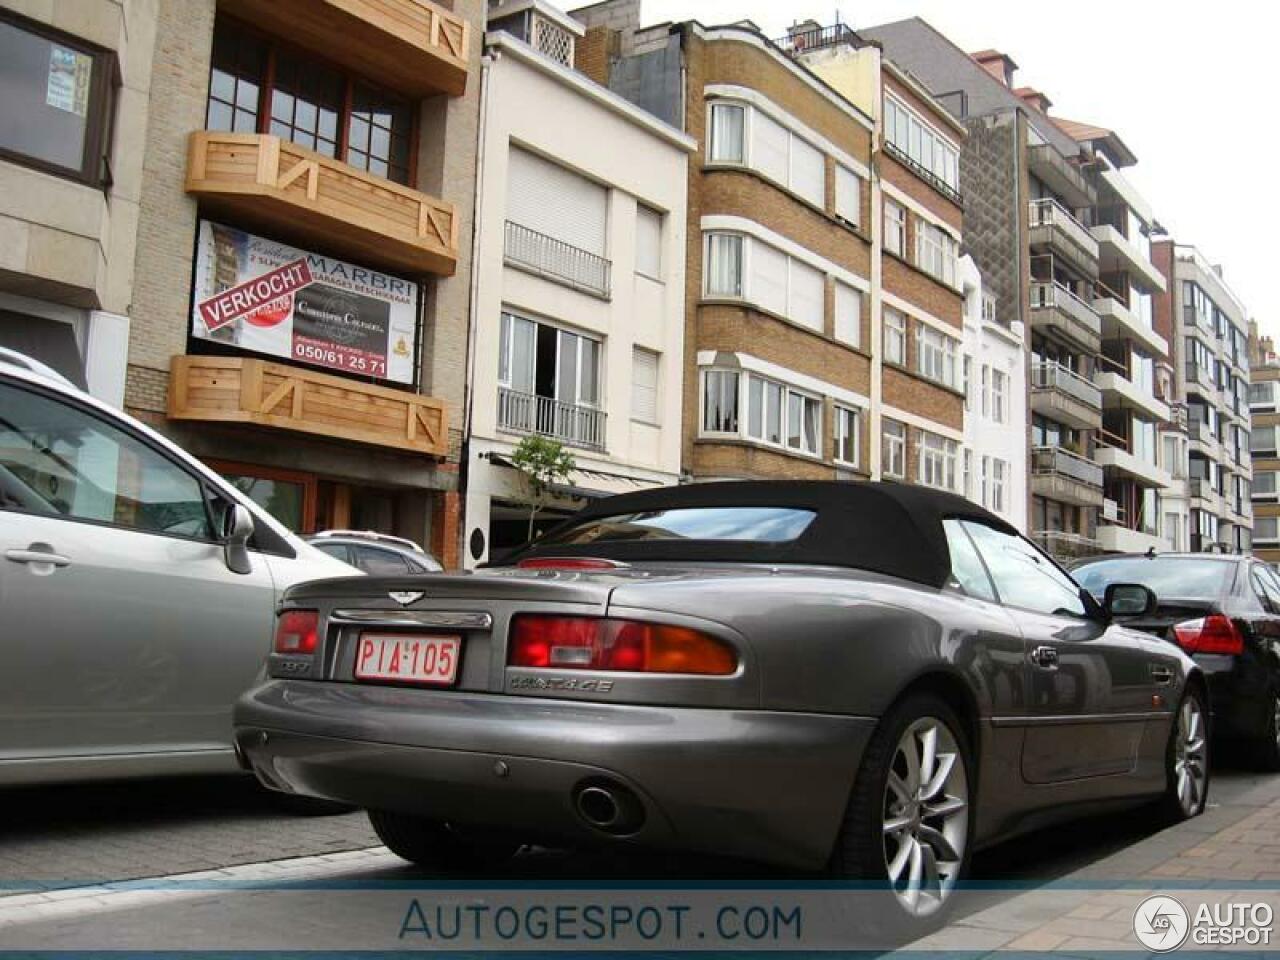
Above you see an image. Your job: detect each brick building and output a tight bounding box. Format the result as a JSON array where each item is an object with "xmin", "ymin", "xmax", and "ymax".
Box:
[
  {"xmin": 124, "ymin": 0, "xmax": 481, "ymax": 567},
  {"xmin": 0, "ymin": 0, "xmax": 154, "ymax": 407},
  {"xmin": 1249, "ymin": 322, "xmax": 1279, "ymax": 563},
  {"xmin": 571, "ymin": 5, "xmax": 967, "ymax": 495}
]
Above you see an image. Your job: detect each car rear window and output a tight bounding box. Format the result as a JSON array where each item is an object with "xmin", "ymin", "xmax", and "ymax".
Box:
[
  {"xmin": 538, "ymin": 506, "xmax": 817, "ymax": 546},
  {"xmin": 1073, "ymin": 557, "xmax": 1233, "ymax": 601}
]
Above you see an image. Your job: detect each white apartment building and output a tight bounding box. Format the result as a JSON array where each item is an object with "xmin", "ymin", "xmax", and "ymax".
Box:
[
  {"xmin": 463, "ymin": 2, "xmax": 694, "ymax": 566},
  {"xmin": 959, "ymin": 256, "xmax": 1027, "ymax": 531}
]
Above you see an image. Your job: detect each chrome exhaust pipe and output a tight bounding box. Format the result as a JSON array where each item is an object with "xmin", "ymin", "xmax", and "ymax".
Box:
[
  {"xmin": 573, "ymin": 781, "xmax": 645, "ymax": 835},
  {"xmin": 576, "ymin": 786, "xmax": 621, "ymax": 828}
]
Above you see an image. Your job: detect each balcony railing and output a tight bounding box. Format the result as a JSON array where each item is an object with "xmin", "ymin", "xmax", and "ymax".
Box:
[
  {"xmin": 1032, "ymin": 361, "xmax": 1101, "ymax": 409},
  {"xmin": 504, "ymin": 221, "xmax": 611, "ymax": 298},
  {"xmin": 1185, "ymin": 362, "xmax": 1214, "ymax": 390},
  {"xmin": 497, "ymin": 387, "xmax": 606, "ymax": 452},
  {"xmin": 1028, "ymin": 198, "xmax": 1099, "ymax": 260},
  {"xmin": 1031, "ymin": 445, "xmax": 1104, "ymax": 488},
  {"xmin": 773, "ymin": 23, "xmax": 864, "ymax": 55},
  {"xmin": 1033, "ymin": 530, "xmax": 1102, "ymax": 560},
  {"xmin": 1030, "ymin": 280, "xmax": 1101, "ymax": 350},
  {"xmin": 882, "ymin": 142, "xmax": 963, "ymax": 207}
]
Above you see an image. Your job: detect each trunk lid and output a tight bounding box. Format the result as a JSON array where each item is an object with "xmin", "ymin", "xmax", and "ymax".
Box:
[{"xmin": 1120, "ymin": 598, "xmax": 1219, "ymax": 644}]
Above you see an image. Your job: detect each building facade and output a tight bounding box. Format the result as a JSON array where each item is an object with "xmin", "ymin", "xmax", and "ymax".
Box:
[
  {"xmin": 122, "ymin": 0, "xmax": 480, "ymax": 567},
  {"xmin": 572, "ymin": 7, "xmax": 971, "ymax": 505},
  {"xmin": 0, "ymin": 0, "xmax": 154, "ymax": 407},
  {"xmin": 1249, "ymin": 323, "xmax": 1279, "ymax": 563},
  {"xmin": 863, "ymin": 18, "xmax": 1172, "ymax": 558},
  {"xmin": 1153, "ymin": 242, "xmax": 1252, "ymax": 553},
  {"xmin": 463, "ymin": 1, "xmax": 693, "ymax": 566}
]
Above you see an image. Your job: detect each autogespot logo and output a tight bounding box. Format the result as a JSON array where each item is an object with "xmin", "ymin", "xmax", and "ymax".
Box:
[{"xmin": 1134, "ymin": 895, "xmax": 1191, "ymax": 952}]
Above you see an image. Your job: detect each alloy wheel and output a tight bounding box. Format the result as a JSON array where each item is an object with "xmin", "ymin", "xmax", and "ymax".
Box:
[
  {"xmin": 1174, "ymin": 696, "xmax": 1208, "ymax": 816},
  {"xmin": 881, "ymin": 717, "xmax": 969, "ymax": 918}
]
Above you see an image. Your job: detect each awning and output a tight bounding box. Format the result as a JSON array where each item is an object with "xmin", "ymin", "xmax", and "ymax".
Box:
[
  {"xmin": 484, "ymin": 452, "xmax": 654, "ymax": 501},
  {"xmin": 0, "ymin": 312, "xmax": 87, "ymax": 389}
]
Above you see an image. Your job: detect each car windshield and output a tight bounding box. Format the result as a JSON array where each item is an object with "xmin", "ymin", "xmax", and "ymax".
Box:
[
  {"xmin": 537, "ymin": 506, "xmax": 816, "ymax": 546},
  {"xmin": 1073, "ymin": 557, "xmax": 1233, "ymax": 602}
]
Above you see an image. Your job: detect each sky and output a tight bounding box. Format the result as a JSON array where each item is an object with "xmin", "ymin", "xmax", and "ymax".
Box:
[{"xmin": 640, "ymin": 0, "xmax": 1277, "ymax": 337}]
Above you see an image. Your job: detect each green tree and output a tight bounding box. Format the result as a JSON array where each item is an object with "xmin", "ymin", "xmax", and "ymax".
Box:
[{"xmin": 510, "ymin": 435, "xmax": 576, "ymax": 541}]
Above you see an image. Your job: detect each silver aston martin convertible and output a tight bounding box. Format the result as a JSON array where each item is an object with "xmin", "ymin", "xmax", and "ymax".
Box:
[{"xmin": 234, "ymin": 481, "xmax": 1208, "ymax": 932}]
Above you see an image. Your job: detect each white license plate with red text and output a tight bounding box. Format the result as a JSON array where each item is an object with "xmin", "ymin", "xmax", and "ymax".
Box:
[{"xmin": 354, "ymin": 633, "xmax": 460, "ymax": 686}]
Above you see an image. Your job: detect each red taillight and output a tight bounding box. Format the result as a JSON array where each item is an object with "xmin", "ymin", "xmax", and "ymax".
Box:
[
  {"xmin": 516, "ymin": 557, "xmax": 627, "ymax": 571},
  {"xmin": 1173, "ymin": 614, "xmax": 1244, "ymax": 655},
  {"xmin": 508, "ymin": 615, "xmax": 737, "ymax": 675},
  {"xmin": 274, "ymin": 609, "xmax": 319, "ymax": 655}
]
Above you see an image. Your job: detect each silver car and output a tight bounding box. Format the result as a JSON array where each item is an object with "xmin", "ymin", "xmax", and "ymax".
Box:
[
  {"xmin": 0, "ymin": 349, "xmax": 354, "ymax": 786},
  {"xmin": 235, "ymin": 481, "xmax": 1207, "ymax": 933}
]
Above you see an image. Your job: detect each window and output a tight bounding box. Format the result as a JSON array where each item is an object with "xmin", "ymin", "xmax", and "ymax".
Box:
[
  {"xmin": 1250, "ymin": 425, "xmax": 1275, "ymax": 455},
  {"xmin": 0, "ymin": 12, "xmax": 115, "ymax": 184},
  {"xmin": 991, "ymin": 459, "xmax": 1006, "ymax": 513},
  {"xmin": 963, "ymin": 355, "xmax": 972, "ymax": 410},
  {"xmin": 980, "ymin": 365, "xmax": 989, "ymax": 418},
  {"xmin": 835, "ymin": 406, "xmax": 860, "ymax": 466},
  {"xmin": 915, "ymin": 221, "xmax": 957, "ymax": 287},
  {"xmin": 636, "ymin": 205, "xmax": 662, "ymax": 279},
  {"xmin": 702, "ymin": 369, "xmax": 739, "ymax": 433},
  {"xmin": 943, "ymin": 518, "xmax": 997, "ymax": 602},
  {"xmin": 705, "ymin": 233, "xmax": 743, "ymax": 297},
  {"xmin": 882, "ymin": 420, "xmax": 906, "ymax": 478},
  {"xmin": 1254, "ymin": 517, "xmax": 1279, "ymax": 544},
  {"xmin": 835, "ymin": 165, "xmax": 862, "ymax": 226},
  {"xmin": 979, "ymin": 455, "xmax": 989, "ymax": 507},
  {"xmin": 708, "ymin": 101, "xmax": 745, "ymax": 163},
  {"xmin": 962, "ymin": 521, "xmax": 1087, "ymax": 618},
  {"xmin": 709, "ymin": 98, "xmax": 829, "ymax": 206},
  {"xmin": 1254, "ymin": 472, "xmax": 1277, "ymax": 499},
  {"xmin": 884, "ymin": 200, "xmax": 906, "ymax": 257},
  {"xmin": 1164, "ymin": 512, "xmax": 1181, "ymax": 551},
  {"xmin": 918, "ymin": 431, "xmax": 958, "ymax": 492},
  {"xmin": 207, "ymin": 18, "xmax": 415, "ymax": 184},
  {"xmin": 498, "ymin": 312, "xmax": 604, "ymax": 447},
  {"xmin": 883, "ymin": 95, "xmax": 960, "ymax": 195},
  {"xmin": 963, "ymin": 448, "xmax": 973, "ymax": 499},
  {"xmin": 632, "ymin": 348, "xmax": 659, "ymax": 424},
  {"xmin": 1250, "ymin": 380, "xmax": 1276, "ymax": 409},
  {"xmin": 884, "ymin": 307, "xmax": 906, "ymax": 366},
  {"xmin": 834, "ymin": 282, "xmax": 862, "ymax": 348},
  {"xmin": 990, "ymin": 369, "xmax": 1007, "ymax": 424},
  {"xmin": 704, "ymin": 232, "xmax": 825, "ymax": 331},
  {"xmin": 0, "ymin": 382, "xmax": 214, "ymax": 540},
  {"xmin": 917, "ymin": 326, "xmax": 959, "ymax": 389}
]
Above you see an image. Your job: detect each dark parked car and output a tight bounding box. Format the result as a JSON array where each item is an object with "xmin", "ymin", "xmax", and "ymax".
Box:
[
  {"xmin": 1074, "ymin": 552, "xmax": 1280, "ymax": 770},
  {"xmin": 235, "ymin": 482, "xmax": 1207, "ymax": 933}
]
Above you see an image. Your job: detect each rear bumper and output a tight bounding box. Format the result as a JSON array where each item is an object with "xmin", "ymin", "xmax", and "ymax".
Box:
[
  {"xmin": 1196, "ymin": 654, "xmax": 1271, "ymax": 740},
  {"xmin": 234, "ymin": 680, "xmax": 876, "ymax": 869}
]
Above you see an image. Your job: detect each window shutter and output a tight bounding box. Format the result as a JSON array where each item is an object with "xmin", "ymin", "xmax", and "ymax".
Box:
[
  {"xmin": 507, "ymin": 147, "xmax": 607, "ymax": 255},
  {"xmin": 751, "ymin": 240, "xmax": 788, "ymax": 317},
  {"xmin": 834, "ymin": 282, "xmax": 861, "ymax": 347},
  {"xmin": 835, "ymin": 165, "xmax": 860, "ymax": 225},
  {"xmin": 790, "ymin": 137, "xmax": 825, "ymax": 207},
  {"xmin": 751, "ymin": 109, "xmax": 789, "ymax": 186},
  {"xmin": 788, "ymin": 259, "xmax": 825, "ymax": 331},
  {"xmin": 632, "ymin": 348, "xmax": 659, "ymax": 424},
  {"xmin": 636, "ymin": 205, "xmax": 662, "ymax": 278}
]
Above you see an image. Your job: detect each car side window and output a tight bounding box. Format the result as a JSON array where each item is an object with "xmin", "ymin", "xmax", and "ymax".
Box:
[
  {"xmin": 353, "ymin": 545, "xmax": 412, "ymax": 575},
  {"xmin": 961, "ymin": 520, "xmax": 1087, "ymax": 618},
  {"xmin": 0, "ymin": 381, "xmax": 215, "ymax": 540},
  {"xmin": 941, "ymin": 518, "xmax": 997, "ymax": 603},
  {"xmin": 1253, "ymin": 565, "xmax": 1280, "ymax": 613}
]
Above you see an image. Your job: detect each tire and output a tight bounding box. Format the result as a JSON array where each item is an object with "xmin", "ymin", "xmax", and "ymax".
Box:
[
  {"xmin": 368, "ymin": 809, "xmax": 523, "ymax": 872},
  {"xmin": 1159, "ymin": 686, "xmax": 1211, "ymax": 823},
  {"xmin": 1252, "ymin": 690, "xmax": 1280, "ymax": 773},
  {"xmin": 829, "ymin": 693, "xmax": 975, "ymax": 939}
]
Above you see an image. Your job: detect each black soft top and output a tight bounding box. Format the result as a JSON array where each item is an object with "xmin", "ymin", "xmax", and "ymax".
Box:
[{"xmin": 510, "ymin": 480, "xmax": 1018, "ymax": 589}]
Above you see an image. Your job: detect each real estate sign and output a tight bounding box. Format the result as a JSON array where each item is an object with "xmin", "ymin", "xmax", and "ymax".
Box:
[{"xmin": 190, "ymin": 220, "xmax": 419, "ymax": 385}]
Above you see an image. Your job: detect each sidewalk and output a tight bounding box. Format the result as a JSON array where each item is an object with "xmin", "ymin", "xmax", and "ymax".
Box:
[{"xmin": 906, "ymin": 772, "xmax": 1280, "ymax": 953}]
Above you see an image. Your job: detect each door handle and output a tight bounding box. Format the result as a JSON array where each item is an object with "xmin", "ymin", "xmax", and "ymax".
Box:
[
  {"xmin": 1029, "ymin": 645, "xmax": 1059, "ymax": 670},
  {"xmin": 1150, "ymin": 664, "xmax": 1174, "ymax": 685},
  {"xmin": 5, "ymin": 547, "xmax": 71, "ymax": 569}
]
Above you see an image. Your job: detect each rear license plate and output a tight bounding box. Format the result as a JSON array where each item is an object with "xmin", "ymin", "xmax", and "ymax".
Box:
[{"xmin": 355, "ymin": 633, "xmax": 460, "ymax": 686}]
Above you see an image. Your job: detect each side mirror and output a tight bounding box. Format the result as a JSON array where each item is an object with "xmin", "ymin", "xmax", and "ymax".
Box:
[
  {"xmin": 1104, "ymin": 582, "xmax": 1156, "ymax": 619},
  {"xmin": 223, "ymin": 503, "xmax": 255, "ymax": 575}
]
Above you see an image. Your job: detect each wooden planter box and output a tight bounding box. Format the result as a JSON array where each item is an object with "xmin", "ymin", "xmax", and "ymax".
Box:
[{"xmin": 169, "ymin": 355, "xmax": 448, "ymax": 458}]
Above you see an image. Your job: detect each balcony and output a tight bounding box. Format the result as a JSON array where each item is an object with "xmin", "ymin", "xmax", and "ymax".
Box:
[
  {"xmin": 1029, "ymin": 281, "xmax": 1101, "ymax": 354},
  {"xmin": 1028, "ymin": 198, "xmax": 1098, "ymax": 279},
  {"xmin": 1189, "ymin": 477, "xmax": 1223, "ymax": 513},
  {"xmin": 1095, "ymin": 369, "xmax": 1171, "ymax": 423},
  {"xmin": 1092, "ymin": 294, "xmax": 1168, "ymax": 357},
  {"xmin": 497, "ymin": 387, "xmax": 606, "ymax": 452},
  {"xmin": 1184, "ymin": 362, "xmax": 1217, "ymax": 395},
  {"xmin": 1095, "ymin": 441, "xmax": 1173, "ymax": 490},
  {"xmin": 504, "ymin": 221, "xmax": 612, "ymax": 299},
  {"xmin": 1027, "ymin": 145, "xmax": 1095, "ymax": 210},
  {"xmin": 1030, "ymin": 361, "xmax": 1102, "ymax": 430},
  {"xmin": 1091, "ymin": 223, "xmax": 1167, "ymax": 293},
  {"xmin": 219, "ymin": 0, "xmax": 469, "ymax": 98},
  {"xmin": 168, "ymin": 356, "xmax": 448, "ymax": 456},
  {"xmin": 1096, "ymin": 523, "xmax": 1166, "ymax": 554},
  {"xmin": 1030, "ymin": 445, "xmax": 1104, "ymax": 508},
  {"xmin": 186, "ymin": 132, "xmax": 458, "ymax": 276},
  {"xmin": 1033, "ymin": 530, "xmax": 1102, "ymax": 561}
]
